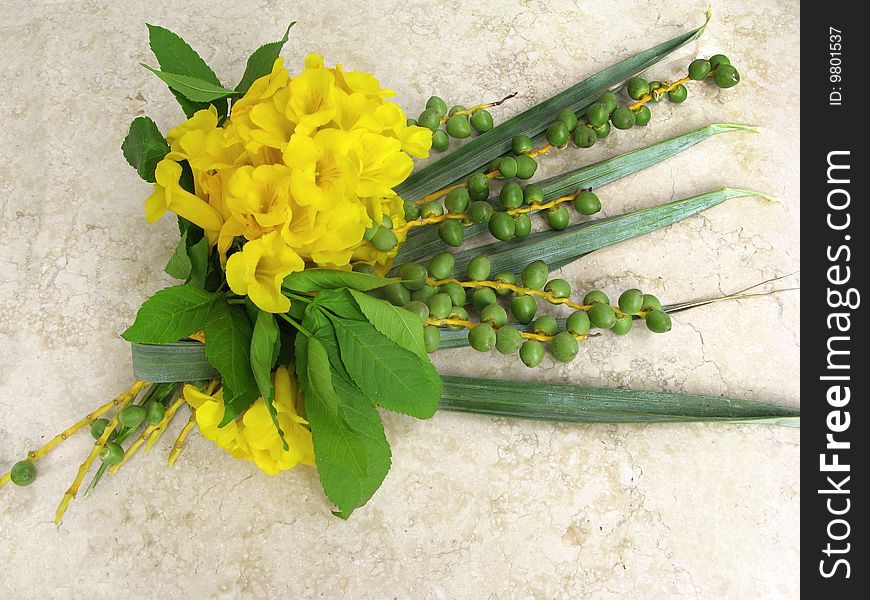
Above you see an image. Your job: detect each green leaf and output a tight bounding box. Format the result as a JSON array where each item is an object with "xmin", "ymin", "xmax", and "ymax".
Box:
[
  {"xmin": 296, "ymin": 333, "xmax": 392, "ymax": 518},
  {"xmin": 331, "ymin": 318, "xmax": 440, "ymax": 419},
  {"xmin": 187, "ymin": 236, "xmax": 209, "ymax": 288},
  {"xmin": 349, "ymin": 290, "xmax": 427, "ymax": 359},
  {"xmin": 142, "ymin": 65, "xmax": 241, "ymax": 103},
  {"xmin": 283, "ymin": 268, "xmax": 395, "ymax": 293},
  {"xmin": 394, "ymin": 123, "xmax": 754, "ymax": 268},
  {"xmin": 312, "ymin": 288, "xmax": 367, "ymax": 321},
  {"xmin": 164, "ymin": 232, "xmax": 192, "ymax": 280},
  {"xmin": 250, "ymin": 310, "xmax": 287, "ymax": 449},
  {"xmin": 235, "ymin": 23, "xmax": 295, "ymax": 94},
  {"xmin": 203, "ymin": 298, "xmax": 258, "ymax": 425},
  {"xmin": 393, "ymin": 21, "xmax": 707, "ymax": 201},
  {"xmin": 121, "ymin": 116, "xmax": 169, "ymax": 183},
  {"xmin": 122, "ymin": 285, "xmax": 218, "ymax": 343},
  {"xmin": 146, "ymin": 23, "xmax": 227, "ymax": 117},
  {"xmin": 439, "ymin": 376, "xmax": 799, "ymax": 425}
]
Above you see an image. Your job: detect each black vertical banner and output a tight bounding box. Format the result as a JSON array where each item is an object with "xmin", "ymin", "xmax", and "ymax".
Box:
[{"xmin": 802, "ymin": 4, "xmax": 866, "ymax": 596}]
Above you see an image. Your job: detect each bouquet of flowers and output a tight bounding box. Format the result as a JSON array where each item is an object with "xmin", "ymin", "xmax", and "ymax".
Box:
[{"xmin": 1, "ymin": 17, "xmax": 798, "ymax": 521}]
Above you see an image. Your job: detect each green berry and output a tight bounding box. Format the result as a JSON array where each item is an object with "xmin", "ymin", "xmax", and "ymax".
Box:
[
  {"xmin": 566, "ymin": 310, "xmax": 591, "ymax": 335},
  {"xmin": 611, "ymin": 106, "xmax": 636, "ymax": 130},
  {"xmin": 618, "ymin": 289, "xmax": 644, "ymax": 314},
  {"xmin": 523, "ymin": 183, "xmax": 545, "ymax": 205},
  {"xmin": 688, "ymin": 58, "xmax": 712, "ymax": 81},
  {"xmin": 546, "ymin": 122, "xmax": 570, "ymax": 147},
  {"xmin": 428, "ymin": 252, "xmax": 455, "ymax": 279},
  {"xmin": 627, "ymin": 77, "xmax": 650, "ymax": 100},
  {"xmin": 421, "ymin": 201, "xmax": 444, "ymax": 219},
  {"xmin": 494, "ymin": 272, "xmax": 517, "ymax": 296},
  {"xmin": 467, "ymin": 172, "xmax": 489, "ymax": 195},
  {"xmin": 427, "ymin": 292, "xmax": 453, "ymax": 319},
  {"xmin": 363, "ymin": 224, "xmax": 380, "ymax": 241},
  {"xmin": 469, "ymin": 323, "xmax": 497, "ymax": 352},
  {"xmin": 404, "ymin": 300, "xmax": 430, "ymax": 321},
  {"xmin": 353, "ymin": 263, "xmax": 377, "ymax": 275},
  {"xmin": 511, "ymin": 294, "xmax": 537, "ymax": 324},
  {"xmin": 633, "ymin": 105, "xmax": 651, "ymax": 126},
  {"xmin": 431, "ymin": 129, "xmax": 449, "ymax": 152},
  {"xmin": 645, "ymin": 309, "xmax": 672, "ymax": 333},
  {"xmin": 713, "ymin": 64, "xmax": 740, "ymax": 88},
  {"xmin": 556, "ymin": 108, "xmax": 578, "ymax": 131},
  {"xmin": 370, "ymin": 228, "xmax": 398, "ymax": 251},
  {"xmin": 411, "ymin": 284, "xmax": 437, "ymax": 303},
  {"xmin": 588, "ymin": 303, "xmax": 617, "ymax": 329},
  {"xmin": 500, "ymin": 182, "xmax": 524, "ymax": 209},
  {"xmin": 426, "ymin": 95, "xmax": 448, "ymax": 117},
  {"xmin": 399, "ymin": 262, "xmax": 428, "ymax": 290},
  {"xmin": 470, "ymin": 109, "xmax": 494, "ymax": 133},
  {"xmin": 488, "ymin": 211, "xmax": 516, "ymax": 241},
  {"xmin": 99, "ymin": 441, "xmax": 125, "ymax": 465},
  {"xmin": 521, "ymin": 261, "xmax": 548, "ymax": 289},
  {"xmin": 446, "ymin": 114, "xmax": 472, "ymax": 138},
  {"xmin": 612, "ymin": 314, "xmax": 633, "ymax": 335},
  {"xmin": 145, "ymin": 402, "xmax": 165, "ymax": 424},
  {"xmin": 511, "ymin": 134, "xmax": 534, "ymax": 155},
  {"xmin": 648, "ymin": 81, "xmax": 666, "ymax": 102},
  {"xmin": 442, "ymin": 282, "xmax": 467, "ymax": 307},
  {"xmin": 641, "ymin": 294, "xmax": 661, "ymax": 312},
  {"xmin": 448, "ymin": 104, "xmax": 467, "ymax": 116},
  {"xmin": 423, "ymin": 325, "xmax": 440, "ymax": 353},
  {"xmin": 709, "ymin": 54, "xmax": 731, "ymax": 70},
  {"xmin": 467, "ymin": 200, "xmax": 493, "ymax": 224},
  {"xmin": 586, "ymin": 102, "xmax": 610, "ymax": 127},
  {"xmin": 438, "ymin": 219, "xmax": 465, "ymax": 247},
  {"xmin": 403, "ymin": 199, "xmax": 420, "ymax": 221},
  {"xmin": 90, "ymin": 418, "xmax": 111, "ymax": 440},
  {"xmin": 445, "ymin": 187, "xmax": 470, "ymax": 214},
  {"xmin": 383, "ymin": 282, "xmax": 411, "ymax": 306},
  {"xmin": 513, "ymin": 213, "xmax": 532, "ymax": 238},
  {"xmin": 447, "ymin": 306, "xmax": 468, "ymax": 330},
  {"xmin": 119, "ymin": 405, "xmax": 146, "ymax": 429},
  {"xmin": 497, "ymin": 156, "xmax": 518, "ymax": 179},
  {"xmin": 574, "ymin": 190, "xmax": 601, "ymax": 215},
  {"xmin": 381, "ymin": 214, "xmax": 393, "ymax": 230},
  {"xmin": 594, "ymin": 121, "xmax": 611, "ymax": 138},
  {"xmin": 547, "ymin": 205, "xmax": 570, "ymax": 230},
  {"xmin": 519, "ymin": 340, "xmax": 545, "ymax": 368},
  {"xmin": 406, "ymin": 118, "xmax": 417, "ymax": 127},
  {"xmin": 10, "ymin": 460, "xmax": 37, "ymax": 487},
  {"xmin": 514, "ymin": 154, "xmax": 538, "ymax": 180},
  {"xmin": 467, "ymin": 255, "xmax": 491, "ymax": 281},
  {"xmin": 668, "ymin": 84, "xmax": 688, "ymax": 103},
  {"xmin": 552, "ymin": 331, "xmax": 579, "ymax": 363},
  {"xmin": 480, "ymin": 304, "xmax": 508, "ymax": 328},
  {"xmin": 417, "ymin": 108, "xmax": 441, "ymax": 131},
  {"xmin": 544, "ymin": 278, "xmax": 571, "ymax": 298},
  {"xmin": 598, "ymin": 91, "xmax": 619, "ymax": 114},
  {"xmin": 573, "ymin": 125, "xmax": 596, "ymax": 148},
  {"xmin": 532, "ymin": 315, "xmax": 559, "ymax": 336},
  {"xmin": 495, "ymin": 326, "xmax": 524, "ymax": 355},
  {"xmin": 583, "ymin": 290, "xmax": 609, "ymax": 305},
  {"xmin": 471, "ymin": 287, "xmax": 498, "ymax": 311}
]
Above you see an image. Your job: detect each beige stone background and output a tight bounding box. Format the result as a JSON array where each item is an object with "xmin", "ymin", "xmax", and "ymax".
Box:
[{"xmin": 0, "ymin": 0, "xmax": 799, "ymax": 598}]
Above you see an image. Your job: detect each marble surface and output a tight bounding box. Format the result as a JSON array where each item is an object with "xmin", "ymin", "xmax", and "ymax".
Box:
[{"xmin": 0, "ymin": 0, "xmax": 799, "ymax": 598}]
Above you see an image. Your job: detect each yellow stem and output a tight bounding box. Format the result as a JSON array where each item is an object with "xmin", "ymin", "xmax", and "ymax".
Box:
[
  {"xmin": 628, "ymin": 76, "xmax": 691, "ymax": 110},
  {"xmin": 438, "ymin": 92, "xmax": 517, "ymax": 125},
  {"xmin": 144, "ymin": 395, "xmax": 189, "ymax": 453},
  {"xmin": 54, "ymin": 387, "xmax": 143, "ymax": 524},
  {"xmin": 426, "ymin": 318, "xmax": 591, "ymax": 342},
  {"xmin": 167, "ymin": 412, "xmax": 197, "ymax": 467}
]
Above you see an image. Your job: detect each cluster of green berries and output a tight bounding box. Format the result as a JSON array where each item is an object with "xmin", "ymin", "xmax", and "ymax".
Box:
[
  {"xmin": 411, "ymin": 96, "xmax": 496, "ymax": 152},
  {"xmin": 363, "ymin": 213, "xmax": 400, "ymax": 252},
  {"xmin": 383, "ymin": 254, "xmax": 671, "ymax": 367},
  {"xmin": 687, "ymin": 54, "xmax": 741, "ymax": 88}
]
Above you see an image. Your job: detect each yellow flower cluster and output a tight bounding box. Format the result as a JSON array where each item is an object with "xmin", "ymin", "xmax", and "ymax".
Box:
[
  {"xmin": 146, "ymin": 54, "xmax": 431, "ymax": 312},
  {"xmin": 183, "ymin": 366, "xmax": 315, "ymax": 474}
]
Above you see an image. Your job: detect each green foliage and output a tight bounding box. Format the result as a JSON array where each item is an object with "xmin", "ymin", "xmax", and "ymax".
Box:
[
  {"xmin": 283, "ymin": 268, "xmax": 395, "ymax": 293},
  {"xmin": 141, "ymin": 65, "xmax": 240, "ymax": 103},
  {"xmin": 235, "ymin": 23, "xmax": 296, "ymax": 93},
  {"xmin": 349, "ymin": 290, "xmax": 427, "ymax": 359},
  {"xmin": 121, "ymin": 117, "xmax": 169, "ymax": 182},
  {"xmin": 122, "ymin": 285, "xmax": 218, "ymax": 343},
  {"xmin": 164, "ymin": 231, "xmax": 209, "ymax": 288}
]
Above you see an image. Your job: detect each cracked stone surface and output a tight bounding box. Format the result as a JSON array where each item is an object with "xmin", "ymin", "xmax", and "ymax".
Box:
[{"xmin": 0, "ymin": 0, "xmax": 799, "ymax": 598}]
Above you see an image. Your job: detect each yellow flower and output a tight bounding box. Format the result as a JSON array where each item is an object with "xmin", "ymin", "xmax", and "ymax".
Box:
[
  {"xmin": 145, "ymin": 159, "xmax": 224, "ymax": 234},
  {"xmin": 225, "ymin": 231, "xmax": 303, "ymax": 313},
  {"xmin": 350, "ymin": 131, "xmax": 414, "ymax": 197},
  {"xmin": 286, "ymin": 67, "xmax": 338, "ymax": 135},
  {"xmin": 225, "ymin": 164, "xmax": 293, "ymax": 232},
  {"xmin": 283, "ymin": 129, "xmax": 358, "ymax": 208},
  {"xmin": 166, "ymin": 106, "xmax": 244, "ymax": 171},
  {"xmin": 183, "ymin": 385, "xmax": 251, "ymax": 460}
]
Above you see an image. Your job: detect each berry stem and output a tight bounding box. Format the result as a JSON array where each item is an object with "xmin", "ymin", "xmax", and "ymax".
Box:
[
  {"xmin": 628, "ymin": 76, "xmax": 691, "ymax": 110},
  {"xmin": 167, "ymin": 411, "xmax": 198, "ymax": 467},
  {"xmin": 426, "ymin": 317, "xmax": 593, "ymax": 342},
  {"xmin": 438, "ymin": 92, "xmax": 517, "ymax": 125},
  {"xmin": 144, "ymin": 393, "xmax": 195, "ymax": 453}
]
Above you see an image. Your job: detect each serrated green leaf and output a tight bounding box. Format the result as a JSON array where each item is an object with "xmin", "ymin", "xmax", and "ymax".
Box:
[
  {"xmin": 142, "ymin": 65, "xmax": 240, "ymax": 103},
  {"xmin": 283, "ymin": 268, "xmax": 395, "ymax": 293},
  {"xmin": 164, "ymin": 232, "xmax": 192, "ymax": 280},
  {"xmin": 349, "ymin": 290, "xmax": 427, "ymax": 359},
  {"xmin": 235, "ymin": 23, "xmax": 295, "ymax": 94},
  {"xmin": 187, "ymin": 236, "xmax": 209, "ymax": 288},
  {"xmin": 203, "ymin": 298, "xmax": 258, "ymax": 424},
  {"xmin": 122, "ymin": 285, "xmax": 218, "ymax": 343},
  {"xmin": 312, "ymin": 288, "xmax": 367, "ymax": 321},
  {"xmin": 250, "ymin": 310, "xmax": 287, "ymax": 449},
  {"xmin": 121, "ymin": 116, "xmax": 169, "ymax": 183},
  {"xmin": 331, "ymin": 318, "xmax": 440, "ymax": 419},
  {"xmin": 394, "ymin": 22, "xmax": 707, "ymax": 201}
]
